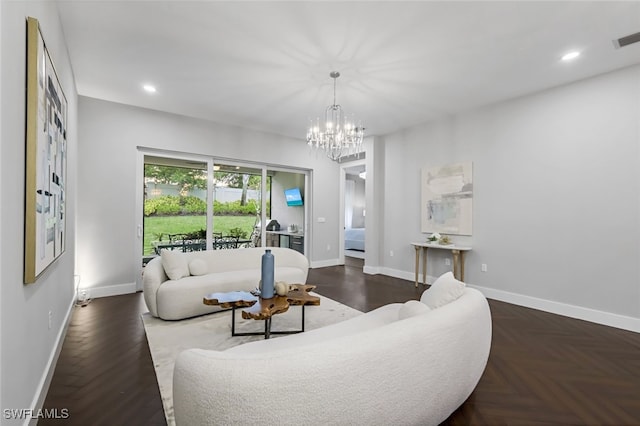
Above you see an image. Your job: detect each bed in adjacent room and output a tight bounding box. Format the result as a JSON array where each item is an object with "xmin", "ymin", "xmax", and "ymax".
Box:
[{"xmin": 345, "ymin": 227, "xmax": 365, "ymax": 251}]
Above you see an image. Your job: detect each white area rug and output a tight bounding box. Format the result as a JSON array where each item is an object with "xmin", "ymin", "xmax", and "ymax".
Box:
[{"xmin": 142, "ymin": 294, "xmax": 362, "ymax": 426}]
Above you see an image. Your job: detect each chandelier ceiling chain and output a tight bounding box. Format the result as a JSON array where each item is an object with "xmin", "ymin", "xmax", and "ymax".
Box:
[
  {"xmin": 306, "ymin": 71, "xmax": 365, "ymax": 161},
  {"xmin": 330, "ymin": 71, "xmax": 338, "ymax": 106}
]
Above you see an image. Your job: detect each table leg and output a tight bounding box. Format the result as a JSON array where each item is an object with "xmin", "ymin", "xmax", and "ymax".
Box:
[
  {"xmin": 265, "ymin": 317, "xmax": 271, "ymax": 339},
  {"xmin": 422, "ymin": 247, "xmax": 428, "ymax": 286},
  {"xmin": 414, "ymin": 245, "xmax": 420, "ymax": 288},
  {"xmin": 452, "ymin": 250, "xmax": 461, "ymax": 281},
  {"xmin": 301, "ymin": 305, "xmax": 306, "ymax": 332},
  {"xmin": 231, "ymin": 308, "xmax": 236, "ymax": 336}
]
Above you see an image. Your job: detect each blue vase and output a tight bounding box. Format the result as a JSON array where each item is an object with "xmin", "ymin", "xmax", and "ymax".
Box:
[{"xmin": 261, "ymin": 249, "xmax": 275, "ymax": 299}]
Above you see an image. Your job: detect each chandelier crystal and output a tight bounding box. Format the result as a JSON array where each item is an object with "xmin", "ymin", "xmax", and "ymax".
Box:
[{"xmin": 306, "ymin": 71, "xmax": 365, "ymax": 161}]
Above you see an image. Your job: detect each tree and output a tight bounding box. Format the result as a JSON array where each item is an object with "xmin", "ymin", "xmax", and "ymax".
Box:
[
  {"xmin": 214, "ymin": 172, "xmax": 268, "ymax": 206},
  {"xmin": 240, "ymin": 174, "xmax": 250, "ymax": 206},
  {"xmin": 145, "ymin": 165, "xmax": 207, "ymax": 195},
  {"xmin": 213, "ymin": 171, "xmax": 237, "ymax": 188}
]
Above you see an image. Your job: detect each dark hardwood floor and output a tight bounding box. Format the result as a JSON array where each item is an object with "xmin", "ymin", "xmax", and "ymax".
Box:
[{"xmin": 42, "ymin": 257, "xmax": 640, "ymax": 425}]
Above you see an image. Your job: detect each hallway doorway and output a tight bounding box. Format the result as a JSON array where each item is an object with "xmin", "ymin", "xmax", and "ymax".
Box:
[{"xmin": 341, "ymin": 162, "xmax": 366, "ymax": 264}]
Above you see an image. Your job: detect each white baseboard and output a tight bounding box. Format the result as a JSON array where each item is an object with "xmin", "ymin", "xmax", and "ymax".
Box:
[
  {"xmin": 469, "ymin": 284, "xmax": 640, "ymax": 333},
  {"xmin": 363, "ymin": 265, "xmax": 382, "ymax": 275},
  {"xmin": 29, "ymin": 294, "xmax": 76, "ymax": 426},
  {"xmin": 376, "ymin": 268, "xmax": 639, "ymax": 333},
  {"xmin": 310, "ymin": 259, "xmax": 341, "ymax": 268},
  {"xmin": 379, "ymin": 267, "xmax": 438, "ymax": 286},
  {"xmin": 79, "ymin": 282, "xmax": 137, "ymax": 299}
]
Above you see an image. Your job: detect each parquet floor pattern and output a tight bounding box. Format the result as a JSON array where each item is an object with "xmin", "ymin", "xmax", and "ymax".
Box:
[
  {"xmin": 40, "ymin": 295, "xmax": 166, "ymax": 425},
  {"xmin": 448, "ymin": 300, "xmax": 640, "ymax": 426},
  {"xmin": 41, "ymin": 257, "xmax": 640, "ymax": 425}
]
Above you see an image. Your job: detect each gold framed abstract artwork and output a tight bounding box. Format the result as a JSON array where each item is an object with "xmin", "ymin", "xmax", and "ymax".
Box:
[{"xmin": 24, "ymin": 17, "xmax": 68, "ymax": 284}]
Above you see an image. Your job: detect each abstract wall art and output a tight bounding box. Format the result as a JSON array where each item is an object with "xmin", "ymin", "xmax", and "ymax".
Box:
[
  {"xmin": 421, "ymin": 162, "xmax": 473, "ymax": 236},
  {"xmin": 24, "ymin": 17, "xmax": 68, "ymax": 284}
]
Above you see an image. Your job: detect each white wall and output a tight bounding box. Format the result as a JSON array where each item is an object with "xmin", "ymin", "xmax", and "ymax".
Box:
[
  {"xmin": 77, "ymin": 97, "xmax": 341, "ymax": 291},
  {"xmin": 380, "ymin": 65, "xmax": 640, "ymax": 328},
  {"xmin": 1, "ymin": 1, "xmax": 78, "ymax": 421}
]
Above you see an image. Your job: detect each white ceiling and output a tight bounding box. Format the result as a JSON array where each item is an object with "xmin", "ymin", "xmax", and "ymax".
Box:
[{"xmin": 56, "ymin": 1, "xmax": 640, "ymax": 140}]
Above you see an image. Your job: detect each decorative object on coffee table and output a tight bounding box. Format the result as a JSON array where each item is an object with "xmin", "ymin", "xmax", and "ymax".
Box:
[
  {"xmin": 275, "ymin": 281, "xmax": 289, "ymax": 296},
  {"xmin": 260, "ymin": 249, "xmax": 275, "ymax": 298}
]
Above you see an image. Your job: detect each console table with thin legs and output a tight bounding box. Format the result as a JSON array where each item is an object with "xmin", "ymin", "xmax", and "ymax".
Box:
[{"xmin": 411, "ymin": 242, "xmax": 472, "ymax": 287}]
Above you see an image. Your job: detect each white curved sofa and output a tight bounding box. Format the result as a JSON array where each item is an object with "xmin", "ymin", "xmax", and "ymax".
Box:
[
  {"xmin": 143, "ymin": 247, "xmax": 309, "ymax": 320},
  {"xmin": 173, "ymin": 273, "xmax": 492, "ymax": 425}
]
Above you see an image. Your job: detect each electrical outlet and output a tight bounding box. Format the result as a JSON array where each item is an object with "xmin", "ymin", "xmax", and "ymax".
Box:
[
  {"xmin": 390, "ymin": 250, "xmax": 394, "ymax": 257},
  {"xmin": 481, "ymin": 264, "xmax": 488, "ymax": 272},
  {"xmin": 445, "ymin": 258, "xmax": 451, "ymax": 266},
  {"xmin": 48, "ymin": 311, "xmax": 53, "ymax": 330}
]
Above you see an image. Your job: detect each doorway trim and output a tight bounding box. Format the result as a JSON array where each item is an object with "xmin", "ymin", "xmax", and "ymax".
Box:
[{"xmin": 339, "ymin": 159, "xmax": 366, "ymax": 266}]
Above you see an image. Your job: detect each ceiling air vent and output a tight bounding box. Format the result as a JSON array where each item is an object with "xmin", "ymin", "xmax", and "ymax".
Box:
[{"xmin": 613, "ymin": 31, "xmax": 640, "ymax": 49}]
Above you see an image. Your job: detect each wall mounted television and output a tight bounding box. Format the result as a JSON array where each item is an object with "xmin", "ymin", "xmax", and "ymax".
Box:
[{"xmin": 284, "ymin": 187, "xmax": 303, "ymax": 206}]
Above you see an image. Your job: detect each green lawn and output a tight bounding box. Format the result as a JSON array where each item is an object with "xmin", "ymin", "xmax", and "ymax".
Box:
[{"xmin": 143, "ymin": 215, "xmax": 256, "ymax": 255}]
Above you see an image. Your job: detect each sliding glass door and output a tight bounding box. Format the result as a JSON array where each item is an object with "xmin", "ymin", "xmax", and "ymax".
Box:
[{"xmin": 137, "ymin": 149, "xmax": 310, "ymax": 291}]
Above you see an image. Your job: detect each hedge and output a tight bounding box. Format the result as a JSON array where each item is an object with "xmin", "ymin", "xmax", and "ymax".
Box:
[{"xmin": 144, "ymin": 195, "xmax": 267, "ymax": 217}]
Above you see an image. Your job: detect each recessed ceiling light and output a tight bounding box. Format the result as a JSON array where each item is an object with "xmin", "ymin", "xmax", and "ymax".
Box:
[
  {"xmin": 143, "ymin": 84, "xmax": 157, "ymax": 93},
  {"xmin": 561, "ymin": 51, "xmax": 581, "ymax": 62}
]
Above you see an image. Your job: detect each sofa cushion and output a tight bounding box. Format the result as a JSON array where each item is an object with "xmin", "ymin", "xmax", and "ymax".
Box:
[
  {"xmin": 398, "ymin": 300, "xmax": 431, "ymax": 320},
  {"xmin": 188, "ymin": 258, "xmax": 208, "ymax": 276},
  {"xmin": 161, "ymin": 249, "xmax": 190, "ymax": 280},
  {"xmin": 420, "ymin": 272, "xmax": 466, "ymax": 309}
]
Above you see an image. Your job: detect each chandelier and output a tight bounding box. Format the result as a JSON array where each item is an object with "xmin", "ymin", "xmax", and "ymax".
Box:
[{"xmin": 306, "ymin": 71, "xmax": 365, "ymax": 161}]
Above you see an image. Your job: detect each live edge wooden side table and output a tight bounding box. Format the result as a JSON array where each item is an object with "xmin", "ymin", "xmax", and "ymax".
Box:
[{"xmin": 410, "ymin": 242, "xmax": 472, "ymax": 287}]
